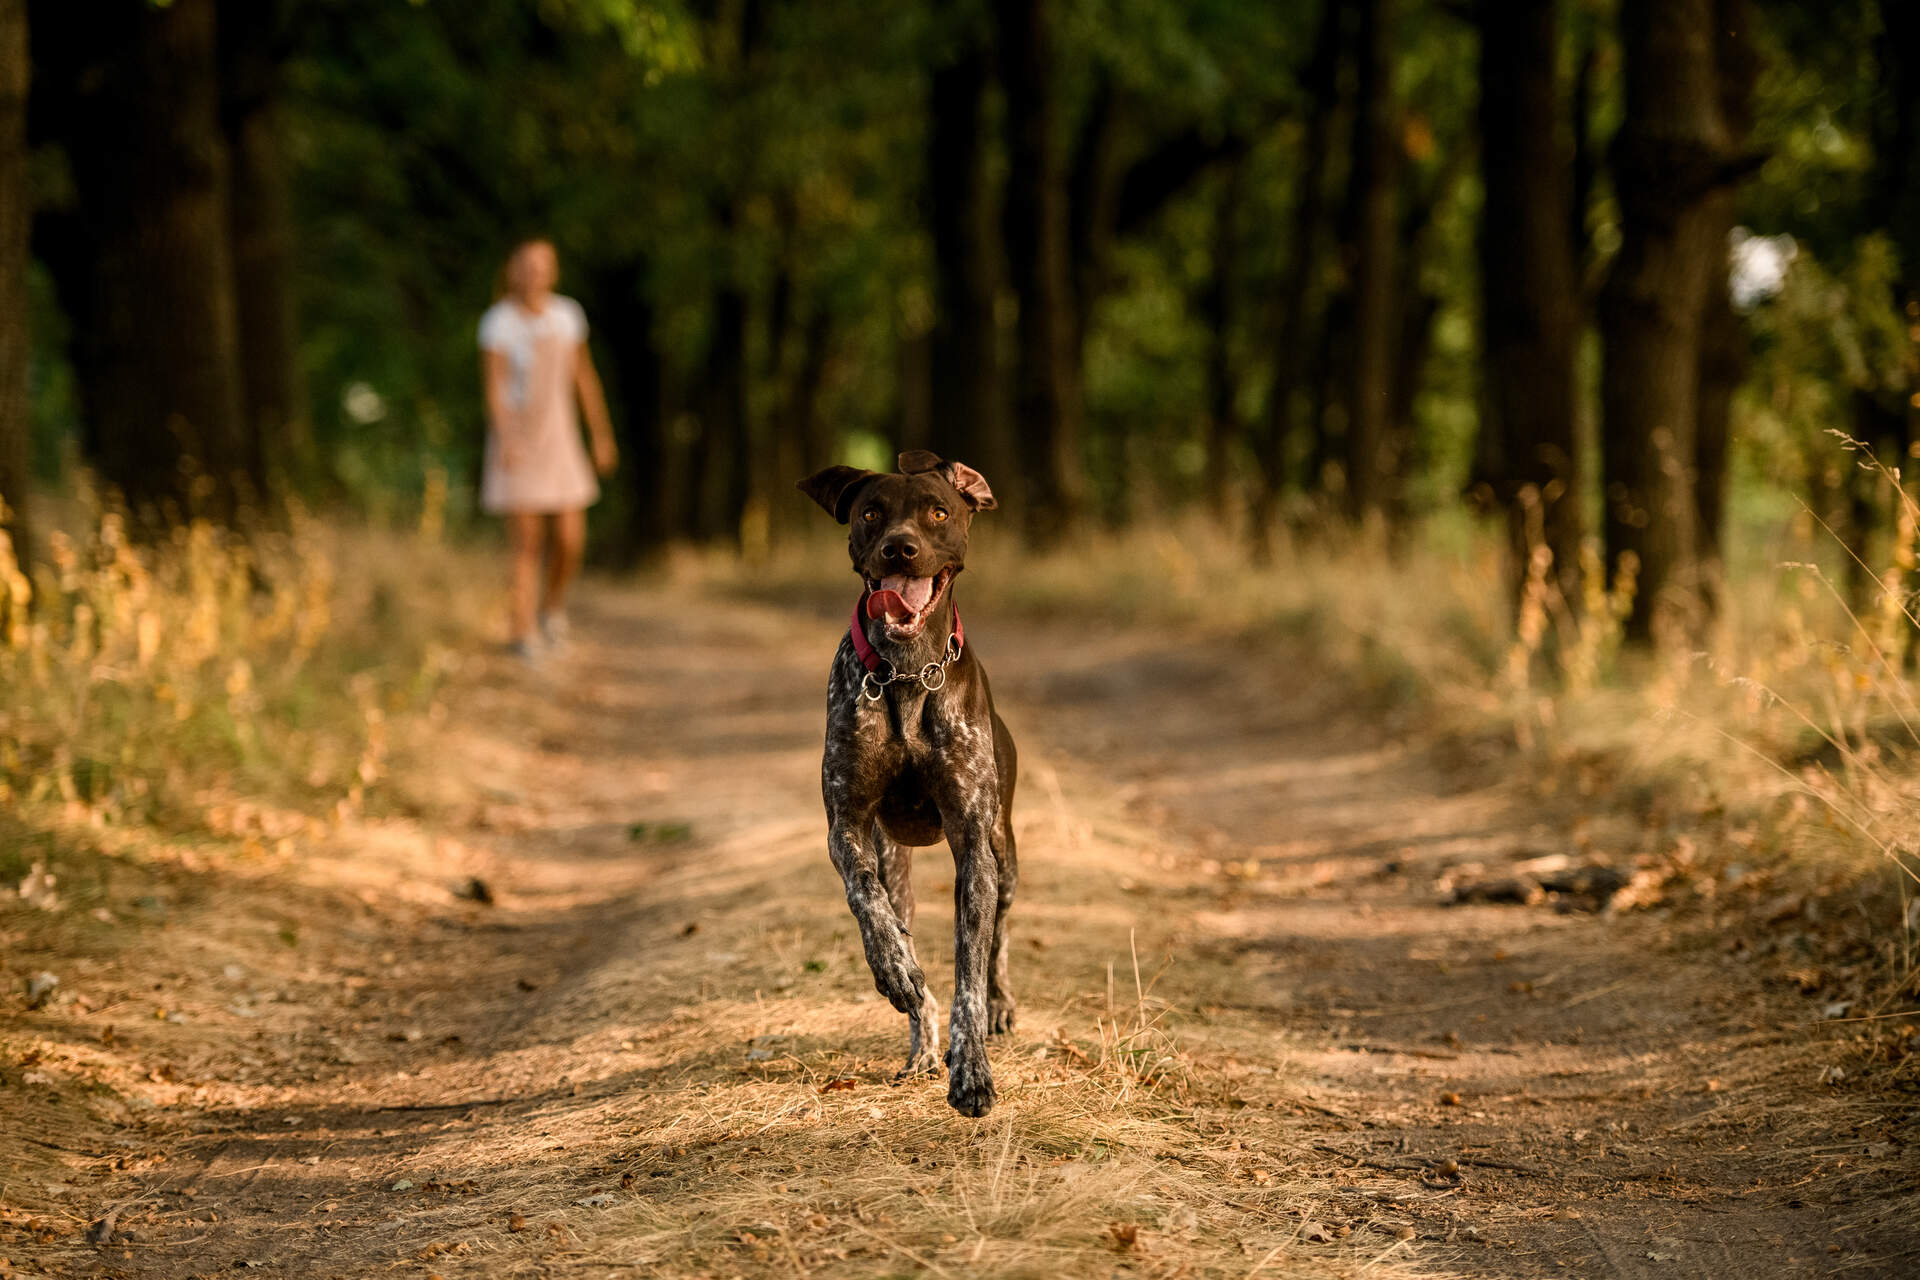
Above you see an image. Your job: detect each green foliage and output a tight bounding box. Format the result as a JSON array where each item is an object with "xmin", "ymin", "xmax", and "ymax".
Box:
[{"xmin": 20, "ymin": 0, "xmax": 1920, "ymax": 544}]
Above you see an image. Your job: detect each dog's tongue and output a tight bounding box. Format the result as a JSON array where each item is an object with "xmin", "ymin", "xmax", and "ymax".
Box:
[{"xmin": 867, "ymin": 575, "xmax": 934, "ymax": 621}]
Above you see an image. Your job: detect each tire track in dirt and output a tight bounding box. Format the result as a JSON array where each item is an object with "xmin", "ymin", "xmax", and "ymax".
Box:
[{"xmin": 16, "ymin": 581, "xmax": 1918, "ymax": 1278}]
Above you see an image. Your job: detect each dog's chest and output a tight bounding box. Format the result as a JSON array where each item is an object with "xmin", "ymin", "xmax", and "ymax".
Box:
[{"xmin": 827, "ymin": 653, "xmax": 993, "ymax": 787}]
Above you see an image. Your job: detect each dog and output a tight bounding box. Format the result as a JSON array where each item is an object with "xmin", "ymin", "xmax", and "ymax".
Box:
[{"xmin": 797, "ymin": 450, "xmax": 1019, "ymax": 1117}]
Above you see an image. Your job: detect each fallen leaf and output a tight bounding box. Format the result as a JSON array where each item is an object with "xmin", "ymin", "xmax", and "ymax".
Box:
[
  {"xmin": 507, "ymin": 1213, "xmax": 526, "ymax": 1232},
  {"xmin": 1301, "ymin": 1222, "xmax": 1333, "ymax": 1244},
  {"xmin": 575, "ymin": 1192, "xmax": 615, "ymax": 1209},
  {"xmin": 391, "ymin": 1179, "xmax": 414, "ymax": 1192},
  {"xmin": 1108, "ymin": 1222, "xmax": 1139, "ymax": 1251},
  {"xmin": 818, "ymin": 1078, "xmax": 858, "ymax": 1094}
]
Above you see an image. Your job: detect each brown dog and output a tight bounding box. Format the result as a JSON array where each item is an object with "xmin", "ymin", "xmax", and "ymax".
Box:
[{"xmin": 797, "ymin": 450, "xmax": 1019, "ymax": 1116}]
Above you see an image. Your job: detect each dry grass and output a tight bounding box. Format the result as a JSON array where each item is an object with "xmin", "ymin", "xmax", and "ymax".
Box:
[
  {"xmin": 0, "ymin": 485, "xmax": 488, "ymax": 855},
  {"xmin": 5, "ymin": 471, "xmax": 1918, "ymax": 1275}
]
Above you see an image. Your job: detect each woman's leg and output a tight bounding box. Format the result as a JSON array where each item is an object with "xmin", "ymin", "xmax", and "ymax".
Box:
[
  {"xmin": 506, "ymin": 511, "xmax": 544, "ymax": 644},
  {"xmin": 542, "ymin": 507, "xmax": 587, "ymax": 618}
]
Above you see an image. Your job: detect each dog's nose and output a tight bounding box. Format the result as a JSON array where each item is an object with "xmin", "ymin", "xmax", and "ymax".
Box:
[{"xmin": 881, "ymin": 537, "xmax": 920, "ymax": 563}]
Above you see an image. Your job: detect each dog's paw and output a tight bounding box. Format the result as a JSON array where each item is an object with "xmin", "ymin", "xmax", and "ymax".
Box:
[
  {"xmin": 864, "ymin": 942, "xmax": 928, "ymax": 1017},
  {"xmin": 945, "ymin": 1047, "xmax": 996, "ymax": 1117},
  {"xmin": 894, "ymin": 1049, "xmax": 942, "ymax": 1082},
  {"xmin": 987, "ymin": 992, "xmax": 1017, "ymax": 1035}
]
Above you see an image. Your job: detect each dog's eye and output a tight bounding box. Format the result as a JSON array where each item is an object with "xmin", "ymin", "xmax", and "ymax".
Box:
[
  {"xmin": 929, "ymin": 507, "xmax": 949, "ymax": 523},
  {"xmin": 862, "ymin": 507, "xmax": 882, "ymax": 523}
]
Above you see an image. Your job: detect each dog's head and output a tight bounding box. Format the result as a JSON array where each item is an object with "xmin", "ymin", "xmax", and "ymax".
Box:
[{"xmin": 797, "ymin": 450, "xmax": 997, "ymax": 641}]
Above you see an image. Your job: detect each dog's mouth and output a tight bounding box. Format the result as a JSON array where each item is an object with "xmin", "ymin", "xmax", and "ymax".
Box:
[{"xmin": 864, "ymin": 566, "xmax": 956, "ymax": 640}]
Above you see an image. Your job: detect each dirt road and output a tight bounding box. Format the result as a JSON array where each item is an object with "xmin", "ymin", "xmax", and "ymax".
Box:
[{"xmin": 7, "ymin": 581, "xmax": 1916, "ymax": 1278}]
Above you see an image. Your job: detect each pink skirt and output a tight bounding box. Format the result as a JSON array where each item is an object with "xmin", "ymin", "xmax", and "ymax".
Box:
[{"xmin": 480, "ymin": 425, "xmax": 600, "ymax": 515}]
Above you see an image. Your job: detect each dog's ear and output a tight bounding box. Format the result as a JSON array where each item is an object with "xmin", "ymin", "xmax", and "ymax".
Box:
[
  {"xmin": 898, "ymin": 451, "xmax": 996, "ymax": 512},
  {"xmin": 941, "ymin": 460, "xmax": 996, "ymax": 512},
  {"xmin": 797, "ymin": 465, "xmax": 879, "ymax": 524}
]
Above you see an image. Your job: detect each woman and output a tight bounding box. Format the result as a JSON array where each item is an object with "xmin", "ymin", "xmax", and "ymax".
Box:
[{"xmin": 479, "ymin": 237, "xmax": 618, "ymax": 659}]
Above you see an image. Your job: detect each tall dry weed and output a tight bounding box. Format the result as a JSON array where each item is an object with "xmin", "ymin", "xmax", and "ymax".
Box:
[{"xmin": 0, "ymin": 492, "xmax": 485, "ymax": 864}]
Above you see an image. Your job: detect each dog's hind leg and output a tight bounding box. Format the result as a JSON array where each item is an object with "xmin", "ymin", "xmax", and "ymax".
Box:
[
  {"xmin": 987, "ymin": 719, "xmax": 1019, "ymax": 1035},
  {"xmin": 874, "ymin": 821, "xmax": 941, "ymax": 1078},
  {"xmin": 986, "ymin": 817, "xmax": 1018, "ymax": 1035}
]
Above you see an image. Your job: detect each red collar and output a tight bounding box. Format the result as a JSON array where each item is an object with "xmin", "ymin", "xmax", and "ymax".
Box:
[{"xmin": 850, "ymin": 590, "xmax": 964, "ymax": 675}]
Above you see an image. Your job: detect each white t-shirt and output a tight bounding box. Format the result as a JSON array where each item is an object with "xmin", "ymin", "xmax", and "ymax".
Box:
[{"xmin": 478, "ymin": 295, "xmax": 588, "ymax": 412}]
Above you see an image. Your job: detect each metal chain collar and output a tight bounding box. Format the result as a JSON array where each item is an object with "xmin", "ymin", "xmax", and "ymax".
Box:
[{"xmin": 860, "ymin": 632, "xmax": 963, "ymax": 701}]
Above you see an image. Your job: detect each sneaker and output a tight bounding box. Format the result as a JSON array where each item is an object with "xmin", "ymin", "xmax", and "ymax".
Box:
[{"xmin": 538, "ymin": 610, "xmax": 571, "ymax": 648}]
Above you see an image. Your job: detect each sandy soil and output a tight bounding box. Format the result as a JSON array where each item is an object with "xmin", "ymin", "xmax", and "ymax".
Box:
[{"xmin": 3, "ymin": 580, "xmax": 1916, "ymax": 1278}]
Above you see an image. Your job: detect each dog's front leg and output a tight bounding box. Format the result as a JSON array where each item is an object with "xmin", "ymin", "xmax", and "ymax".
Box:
[
  {"xmin": 945, "ymin": 814, "xmax": 1001, "ymax": 1117},
  {"xmin": 827, "ymin": 816, "xmax": 928, "ymax": 1020},
  {"xmin": 874, "ymin": 824, "xmax": 942, "ymax": 1078}
]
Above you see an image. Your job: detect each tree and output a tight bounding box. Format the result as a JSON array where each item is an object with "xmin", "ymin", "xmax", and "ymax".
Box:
[
  {"xmin": 219, "ymin": 0, "xmax": 305, "ymax": 499},
  {"xmin": 1478, "ymin": 0, "xmax": 1582, "ymax": 604},
  {"xmin": 45, "ymin": 0, "xmax": 249, "ymax": 523},
  {"xmin": 925, "ymin": 11, "xmax": 1004, "ymax": 486},
  {"xmin": 1873, "ymin": 0, "xmax": 1920, "ymax": 462},
  {"xmin": 995, "ymin": 0, "xmax": 1081, "ymax": 540},
  {"xmin": 1250, "ymin": 0, "xmax": 1341, "ymax": 557},
  {"xmin": 0, "ymin": 0, "xmax": 27, "ymax": 569},
  {"xmin": 1599, "ymin": 0, "xmax": 1731, "ymax": 642},
  {"xmin": 589, "ymin": 257, "xmax": 668, "ymax": 564},
  {"xmin": 1344, "ymin": 0, "xmax": 1400, "ymax": 526},
  {"xmin": 1693, "ymin": 0, "xmax": 1758, "ymax": 604},
  {"xmin": 1200, "ymin": 159, "xmax": 1243, "ymax": 515}
]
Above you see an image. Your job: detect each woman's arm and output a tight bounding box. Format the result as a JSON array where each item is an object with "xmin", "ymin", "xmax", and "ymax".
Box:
[
  {"xmin": 483, "ymin": 348, "xmax": 526, "ymax": 468},
  {"xmin": 574, "ymin": 342, "xmax": 619, "ymax": 476}
]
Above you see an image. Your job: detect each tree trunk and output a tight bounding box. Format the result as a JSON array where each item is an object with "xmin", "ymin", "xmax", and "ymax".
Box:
[
  {"xmin": 782, "ymin": 304, "xmax": 832, "ymax": 487},
  {"xmin": 994, "ymin": 0, "xmax": 1081, "ymax": 540},
  {"xmin": 1344, "ymin": 0, "xmax": 1399, "ymax": 526},
  {"xmin": 218, "ymin": 0, "xmax": 302, "ymax": 505},
  {"xmin": 1874, "ymin": 0, "xmax": 1920, "ymax": 513},
  {"xmin": 1570, "ymin": 20, "xmax": 1601, "ymax": 293},
  {"xmin": 1307, "ymin": 290, "xmax": 1349, "ymax": 502},
  {"xmin": 592, "ymin": 260, "xmax": 668, "ymax": 565},
  {"xmin": 898, "ymin": 325, "xmax": 932, "ymax": 452},
  {"xmin": 1250, "ymin": 0, "xmax": 1341, "ymax": 558},
  {"xmin": 1599, "ymin": 0, "xmax": 1728, "ymax": 643},
  {"xmin": 0, "ymin": 0, "xmax": 28, "ymax": 571},
  {"xmin": 64, "ymin": 0, "xmax": 248, "ymax": 525},
  {"xmin": 926, "ymin": 31, "xmax": 1004, "ymax": 480},
  {"xmin": 1478, "ymin": 0, "xmax": 1583, "ymax": 605},
  {"xmin": 1201, "ymin": 160, "xmax": 1242, "ymax": 517},
  {"xmin": 1692, "ymin": 0, "xmax": 1757, "ymax": 612},
  {"xmin": 703, "ymin": 268, "xmax": 751, "ymax": 545},
  {"xmin": 1067, "ymin": 76, "xmax": 1120, "ymax": 365}
]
